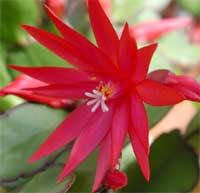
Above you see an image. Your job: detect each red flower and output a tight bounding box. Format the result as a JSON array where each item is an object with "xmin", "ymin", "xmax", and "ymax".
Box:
[
  {"xmin": 103, "ymin": 170, "xmax": 128, "ymax": 191},
  {"xmin": 148, "ymin": 70, "xmax": 200, "ymax": 102},
  {"xmin": 9, "ymin": 0, "xmax": 186, "ymax": 191},
  {"xmin": 0, "ymin": 74, "xmax": 72, "ymax": 108},
  {"xmin": 132, "ymin": 18, "xmax": 191, "ymax": 43}
]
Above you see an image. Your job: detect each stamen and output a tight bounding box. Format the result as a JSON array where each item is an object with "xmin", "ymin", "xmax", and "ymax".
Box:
[
  {"xmin": 85, "ymin": 92, "xmax": 96, "ymax": 98},
  {"xmin": 85, "ymin": 90, "xmax": 109, "ymax": 113},
  {"xmin": 101, "ymin": 100, "xmax": 109, "ymax": 112},
  {"xmin": 91, "ymin": 100, "xmax": 101, "ymax": 112},
  {"xmin": 85, "ymin": 82, "xmax": 113, "ymax": 113},
  {"xmin": 86, "ymin": 98, "xmax": 98, "ymax": 106}
]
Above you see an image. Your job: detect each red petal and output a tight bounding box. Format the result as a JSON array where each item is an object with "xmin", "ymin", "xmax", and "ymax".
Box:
[
  {"xmin": 132, "ymin": 44, "xmax": 157, "ymax": 83},
  {"xmin": 92, "ymin": 132, "xmax": 112, "ymax": 193},
  {"xmin": 130, "ymin": 91, "xmax": 149, "ymax": 155},
  {"xmin": 132, "ymin": 18, "xmax": 191, "ymax": 42},
  {"xmin": 1, "ymin": 74, "xmax": 71, "ymax": 108},
  {"xmin": 104, "ymin": 170, "xmax": 128, "ymax": 191},
  {"xmin": 29, "ymin": 103, "xmax": 93, "ymax": 162},
  {"xmin": 21, "ymin": 25, "xmax": 104, "ymax": 72},
  {"xmin": 9, "ymin": 65, "xmax": 91, "ymax": 84},
  {"xmin": 45, "ymin": 6, "xmax": 116, "ymax": 73},
  {"xmin": 137, "ymin": 79, "xmax": 185, "ymax": 106},
  {"xmin": 148, "ymin": 70, "xmax": 200, "ymax": 102},
  {"xmin": 88, "ymin": 0, "xmax": 119, "ymax": 63},
  {"xmin": 111, "ymin": 100, "xmax": 129, "ymax": 168},
  {"xmin": 57, "ymin": 103, "xmax": 115, "ymax": 182},
  {"xmin": 28, "ymin": 82, "xmax": 96, "ymax": 99},
  {"xmin": 147, "ymin": 69, "xmax": 171, "ymax": 83},
  {"xmin": 128, "ymin": 126, "xmax": 150, "ymax": 181},
  {"xmin": 119, "ymin": 23, "xmax": 137, "ymax": 75}
]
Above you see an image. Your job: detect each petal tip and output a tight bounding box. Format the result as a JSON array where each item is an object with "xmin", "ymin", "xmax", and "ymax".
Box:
[{"xmin": 28, "ymin": 156, "xmax": 36, "ymax": 163}]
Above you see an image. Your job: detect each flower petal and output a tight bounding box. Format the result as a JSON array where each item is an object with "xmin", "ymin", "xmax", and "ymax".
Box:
[
  {"xmin": 9, "ymin": 65, "xmax": 91, "ymax": 84},
  {"xmin": 27, "ymin": 82, "xmax": 97, "ymax": 99},
  {"xmin": 137, "ymin": 79, "xmax": 185, "ymax": 106},
  {"xmin": 148, "ymin": 70, "xmax": 200, "ymax": 101},
  {"xmin": 132, "ymin": 44, "xmax": 157, "ymax": 83},
  {"xmin": 29, "ymin": 103, "xmax": 93, "ymax": 162},
  {"xmin": 92, "ymin": 132, "xmax": 112, "ymax": 193},
  {"xmin": 128, "ymin": 126, "xmax": 150, "ymax": 181},
  {"xmin": 0, "ymin": 74, "xmax": 71, "ymax": 108},
  {"xmin": 119, "ymin": 23, "xmax": 137, "ymax": 75},
  {"xmin": 45, "ymin": 6, "xmax": 116, "ymax": 73},
  {"xmin": 131, "ymin": 18, "xmax": 191, "ymax": 42},
  {"xmin": 130, "ymin": 91, "xmax": 149, "ymax": 155},
  {"xmin": 57, "ymin": 103, "xmax": 115, "ymax": 182},
  {"xmin": 111, "ymin": 100, "xmax": 129, "ymax": 168},
  {"xmin": 88, "ymin": 0, "xmax": 119, "ymax": 63},
  {"xmin": 21, "ymin": 25, "xmax": 106, "ymax": 72}
]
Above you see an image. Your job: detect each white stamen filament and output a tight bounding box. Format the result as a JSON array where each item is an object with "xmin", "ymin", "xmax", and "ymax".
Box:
[{"xmin": 85, "ymin": 89, "xmax": 109, "ymax": 113}]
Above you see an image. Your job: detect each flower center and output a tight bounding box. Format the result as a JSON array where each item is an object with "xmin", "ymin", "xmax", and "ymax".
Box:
[{"xmin": 85, "ymin": 81, "xmax": 114, "ymax": 113}]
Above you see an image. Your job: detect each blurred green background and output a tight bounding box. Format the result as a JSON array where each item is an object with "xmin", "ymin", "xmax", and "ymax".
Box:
[{"xmin": 0, "ymin": 0, "xmax": 199, "ymax": 192}]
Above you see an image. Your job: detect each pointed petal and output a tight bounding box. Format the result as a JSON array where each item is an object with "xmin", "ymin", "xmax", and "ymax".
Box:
[
  {"xmin": 28, "ymin": 82, "xmax": 97, "ymax": 99},
  {"xmin": 130, "ymin": 91, "xmax": 149, "ymax": 155},
  {"xmin": 45, "ymin": 6, "xmax": 116, "ymax": 73},
  {"xmin": 128, "ymin": 126, "xmax": 150, "ymax": 181},
  {"xmin": 29, "ymin": 103, "xmax": 93, "ymax": 162},
  {"xmin": 119, "ymin": 23, "xmax": 137, "ymax": 75},
  {"xmin": 92, "ymin": 132, "xmax": 112, "ymax": 192},
  {"xmin": 57, "ymin": 103, "xmax": 115, "ymax": 182},
  {"xmin": 148, "ymin": 70, "xmax": 200, "ymax": 102},
  {"xmin": 1, "ymin": 74, "xmax": 71, "ymax": 108},
  {"xmin": 137, "ymin": 79, "xmax": 185, "ymax": 106},
  {"xmin": 9, "ymin": 65, "xmax": 90, "ymax": 85},
  {"xmin": 21, "ymin": 25, "xmax": 104, "ymax": 72},
  {"xmin": 132, "ymin": 18, "xmax": 191, "ymax": 42},
  {"xmin": 111, "ymin": 100, "xmax": 129, "ymax": 168},
  {"xmin": 88, "ymin": 0, "xmax": 119, "ymax": 63},
  {"xmin": 132, "ymin": 44, "xmax": 157, "ymax": 83}
]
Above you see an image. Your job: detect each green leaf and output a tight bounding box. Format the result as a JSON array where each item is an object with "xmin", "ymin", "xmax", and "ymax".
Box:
[
  {"xmin": 159, "ymin": 31, "xmax": 200, "ymax": 66},
  {"xmin": 112, "ymin": 0, "xmax": 145, "ymax": 22},
  {"xmin": 0, "ymin": 103, "xmax": 67, "ymax": 183},
  {"xmin": 19, "ymin": 165, "xmax": 74, "ymax": 193},
  {"xmin": 144, "ymin": 0, "xmax": 171, "ymax": 12},
  {"xmin": 67, "ymin": 0, "xmax": 89, "ymax": 35},
  {"xmin": 66, "ymin": 151, "xmax": 98, "ymax": 193},
  {"xmin": 0, "ymin": 0, "xmax": 39, "ymax": 44},
  {"xmin": 0, "ymin": 45, "xmax": 12, "ymax": 87},
  {"xmin": 186, "ymin": 112, "xmax": 200, "ymax": 150},
  {"xmin": 0, "ymin": 45, "xmax": 22, "ymax": 112},
  {"xmin": 146, "ymin": 105, "xmax": 171, "ymax": 128},
  {"xmin": 0, "ymin": 95, "xmax": 24, "ymax": 112},
  {"xmin": 177, "ymin": 0, "xmax": 200, "ymax": 17},
  {"xmin": 149, "ymin": 47, "xmax": 173, "ymax": 72},
  {"xmin": 121, "ymin": 130, "xmax": 199, "ymax": 192},
  {"xmin": 7, "ymin": 43, "xmax": 70, "ymax": 78}
]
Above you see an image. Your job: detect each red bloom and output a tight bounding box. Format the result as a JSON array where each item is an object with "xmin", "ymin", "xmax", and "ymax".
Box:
[
  {"xmin": 9, "ymin": 0, "xmax": 186, "ymax": 191},
  {"xmin": 131, "ymin": 18, "xmax": 191, "ymax": 43},
  {"xmin": 0, "ymin": 74, "xmax": 72, "ymax": 108},
  {"xmin": 148, "ymin": 70, "xmax": 200, "ymax": 102},
  {"xmin": 103, "ymin": 170, "xmax": 128, "ymax": 191}
]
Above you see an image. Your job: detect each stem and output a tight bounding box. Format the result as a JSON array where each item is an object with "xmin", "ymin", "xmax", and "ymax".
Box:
[{"xmin": 0, "ymin": 146, "xmax": 68, "ymax": 185}]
